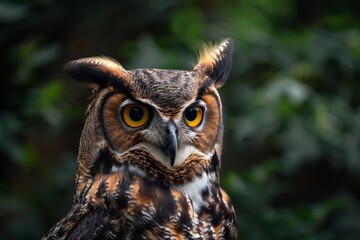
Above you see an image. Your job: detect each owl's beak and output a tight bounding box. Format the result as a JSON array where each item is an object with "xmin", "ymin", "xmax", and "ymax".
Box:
[{"xmin": 163, "ymin": 121, "xmax": 178, "ymax": 167}]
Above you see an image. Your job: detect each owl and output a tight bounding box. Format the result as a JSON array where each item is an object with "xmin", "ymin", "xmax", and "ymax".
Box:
[{"xmin": 43, "ymin": 39, "xmax": 237, "ymax": 239}]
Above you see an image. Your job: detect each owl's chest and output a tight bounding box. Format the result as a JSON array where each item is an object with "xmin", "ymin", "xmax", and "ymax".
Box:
[
  {"xmin": 122, "ymin": 172, "xmax": 212, "ymax": 223},
  {"xmin": 85, "ymin": 171, "xmax": 234, "ymax": 239},
  {"xmin": 116, "ymin": 175, "xmax": 224, "ymax": 239},
  {"xmin": 79, "ymin": 168, "xmax": 235, "ymax": 239}
]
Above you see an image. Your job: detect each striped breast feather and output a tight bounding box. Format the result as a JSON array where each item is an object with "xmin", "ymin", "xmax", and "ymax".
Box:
[{"xmin": 43, "ymin": 169, "xmax": 236, "ymax": 239}]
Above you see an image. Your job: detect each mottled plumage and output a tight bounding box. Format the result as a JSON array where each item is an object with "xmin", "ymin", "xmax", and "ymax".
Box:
[{"xmin": 43, "ymin": 39, "xmax": 237, "ymax": 239}]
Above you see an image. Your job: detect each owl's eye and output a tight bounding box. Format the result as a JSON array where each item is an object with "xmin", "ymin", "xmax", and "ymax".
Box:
[
  {"xmin": 184, "ymin": 106, "xmax": 204, "ymax": 128},
  {"xmin": 121, "ymin": 104, "xmax": 150, "ymax": 128}
]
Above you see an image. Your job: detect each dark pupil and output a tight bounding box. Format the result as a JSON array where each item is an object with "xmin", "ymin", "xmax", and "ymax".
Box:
[
  {"xmin": 185, "ymin": 108, "xmax": 198, "ymax": 121},
  {"xmin": 129, "ymin": 107, "xmax": 143, "ymax": 121}
]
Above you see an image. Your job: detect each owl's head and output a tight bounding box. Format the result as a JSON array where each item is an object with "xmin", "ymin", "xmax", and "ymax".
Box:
[{"xmin": 67, "ymin": 39, "xmax": 233, "ymax": 197}]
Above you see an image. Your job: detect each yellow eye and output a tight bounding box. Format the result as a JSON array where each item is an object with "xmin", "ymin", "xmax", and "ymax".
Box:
[
  {"xmin": 184, "ymin": 106, "xmax": 204, "ymax": 127},
  {"xmin": 121, "ymin": 104, "xmax": 150, "ymax": 128}
]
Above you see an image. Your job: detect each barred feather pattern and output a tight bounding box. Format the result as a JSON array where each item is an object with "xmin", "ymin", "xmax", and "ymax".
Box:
[{"xmin": 42, "ymin": 148, "xmax": 237, "ymax": 240}]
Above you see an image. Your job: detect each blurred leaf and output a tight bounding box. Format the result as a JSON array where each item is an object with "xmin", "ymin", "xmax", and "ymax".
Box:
[
  {"xmin": 0, "ymin": 112, "xmax": 22, "ymax": 162},
  {"xmin": 37, "ymin": 79, "xmax": 65, "ymax": 109},
  {"xmin": 0, "ymin": 2, "xmax": 28, "ymax": 23},
  {"xmin": 30, "ymin": 44, "xmax": 61, "ymax": 68},
  {"xmin": 280, "ymin": 119, "xmax": 320, "ymax": 172},
  {"xmin": 260, "ymin": 78, "xmax": 310, "ymax": 106},
  {"xmin": 21, "ymin": 143, "xmax": 38, "ymax": 169},
  {"xmin": 170, "ymin": 7, "xmax": 205, "ymax": 45}
]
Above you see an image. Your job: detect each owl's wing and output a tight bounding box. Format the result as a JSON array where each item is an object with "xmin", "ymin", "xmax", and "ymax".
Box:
[
  {"xmin": 42, "ymin": 171, "xmax": 128, "ymax": 240},
  {"xmin": 66, "ymin": 205, "xmax": 120, "ymax": 240},
  {"xmin": 42, "ymin": 202, "xmax": 89, "ymax": 240},
  {"xmin": 42, "ymin": 202, "xmax": 128, "ymax": 240},
  {"xmin": 43, "ymin": 168, "xmax": 145, "ymax": 240}
]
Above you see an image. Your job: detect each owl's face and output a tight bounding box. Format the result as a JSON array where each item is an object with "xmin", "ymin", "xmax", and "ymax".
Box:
[
  {"xmin": 100, "ymin": 68, "xmax": 224, "ymax": 167},
  {"xmin": 66, "ymin": 39, "xmax": 233, "ymax": 193}
]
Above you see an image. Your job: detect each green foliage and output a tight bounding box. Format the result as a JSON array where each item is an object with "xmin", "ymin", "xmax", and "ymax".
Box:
[{"xmin": 1, "ymin": 0, "xmax": 360, "ymax": 239}]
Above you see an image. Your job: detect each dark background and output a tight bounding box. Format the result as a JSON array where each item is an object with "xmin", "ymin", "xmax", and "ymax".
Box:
[{"xmin": 1, "ymin": 0, "xmax": 360, "ymax": 239}]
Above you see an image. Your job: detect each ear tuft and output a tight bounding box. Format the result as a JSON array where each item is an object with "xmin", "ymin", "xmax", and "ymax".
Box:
[
  {"xmin": 194, "ymin": 38, "xmax": 234, "ymax": 88},
  {"xmin": 64, "ymin": 56, "xmax": 130, "ymax": 87}
]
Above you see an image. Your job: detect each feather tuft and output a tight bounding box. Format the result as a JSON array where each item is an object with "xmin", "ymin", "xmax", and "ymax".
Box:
[
  {"xmin": 64, "ymin": 56, "xmax": 130, "ymax": 87},
  {"xmin": 194, "ymin": 38, "xmax": 234, "ymax": 88}
]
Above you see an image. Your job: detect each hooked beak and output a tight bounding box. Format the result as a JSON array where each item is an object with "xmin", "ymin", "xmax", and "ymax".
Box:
[{"xmin": 162, "ymin": 121, "xmax": 178, "ymax": 166}]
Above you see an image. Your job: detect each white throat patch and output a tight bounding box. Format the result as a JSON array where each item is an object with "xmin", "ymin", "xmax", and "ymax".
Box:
[{"xmin": 175, "ymin": 173, "xmax": 215, "ymax": 212}]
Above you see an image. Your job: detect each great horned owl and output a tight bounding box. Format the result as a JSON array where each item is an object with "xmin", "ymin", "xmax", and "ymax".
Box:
[{"xmin": 43, "ymin": 39, "xmax": 237, "ymax": 239}]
